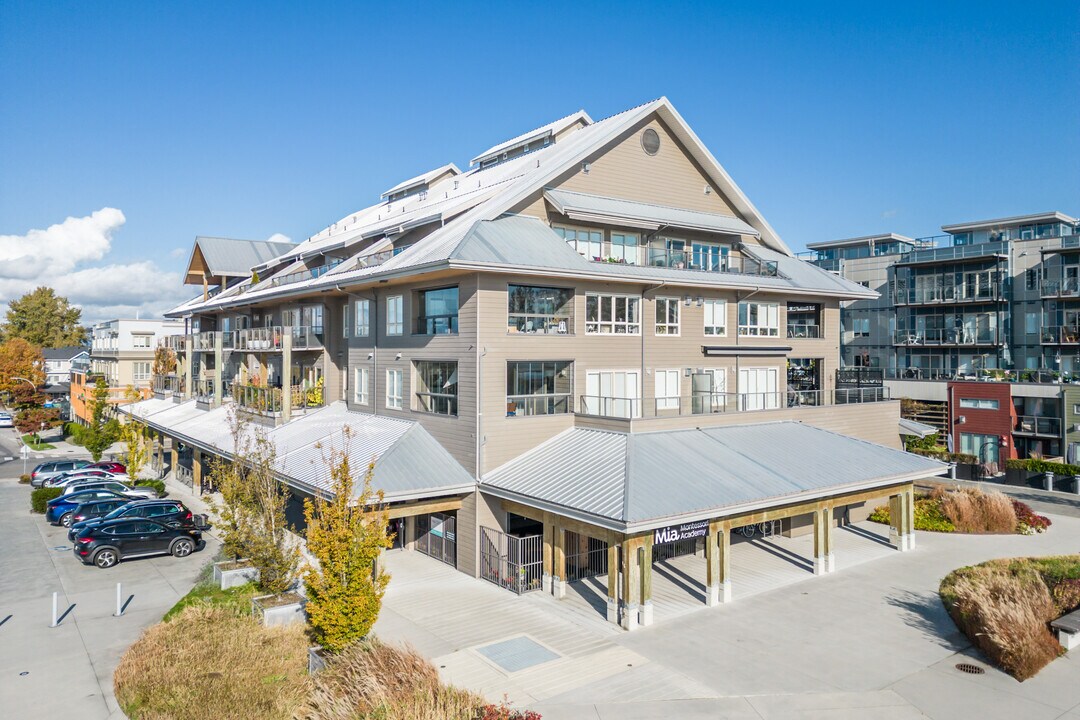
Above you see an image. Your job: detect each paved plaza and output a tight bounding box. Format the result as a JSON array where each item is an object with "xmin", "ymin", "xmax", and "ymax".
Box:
[{"xmin": 375, "ymin": 512, "xmax": 1080, "ymax": 720}]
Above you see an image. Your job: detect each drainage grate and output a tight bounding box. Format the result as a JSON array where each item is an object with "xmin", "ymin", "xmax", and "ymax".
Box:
[
  {"xmin": 955, "ymin": 662, "xmax": 985, "ymax": 675},
  {"xmin": 475, "ymin": 636, "xmax": 559, "ymax": 673}
]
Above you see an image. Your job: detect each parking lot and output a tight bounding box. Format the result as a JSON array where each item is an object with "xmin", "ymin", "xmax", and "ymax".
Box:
[{"xmin": 0, "ymin": 462, "xmax": 219, "ymax": 720}]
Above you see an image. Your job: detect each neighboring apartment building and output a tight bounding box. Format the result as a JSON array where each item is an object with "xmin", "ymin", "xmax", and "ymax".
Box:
[
  {"xmin": 71, "ymin": 318, "xmax": 185, "ymax": 422},
  {"xmin": 125, "ymin": 98, "xmax": 940, "ymax": 630},
  {"xmin": 42, "ymin": 346, "xmax": 88, "ymax": 385},
  {"xmin": 809, "ymin": 212, "xmax": 1080, "ymax": 465}
]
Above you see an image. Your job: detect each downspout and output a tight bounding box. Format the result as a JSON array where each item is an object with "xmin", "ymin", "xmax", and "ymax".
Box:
[
  {"xmin": 335, "ymin": 284, "xmax": 379, "ymax": 414},
  {"xmin": 475, "ymin": 272, "xmax": 484, "ymax": 481}
]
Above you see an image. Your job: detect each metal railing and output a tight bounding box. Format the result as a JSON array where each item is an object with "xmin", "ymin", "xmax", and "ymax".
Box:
[
  {"xmin": 506, "ymin": 394, "xmax": 572, "ymax": 416},
  {"xmin": 578, "ymin": 387, "xmax": 890, "ymax": 419},
  {"xmin": 270, "ymin": 259, "xmax": 343, "ymax": 288},
  {"xmin": 894, "ymin": 283, "xmax": 1004, "ymax": 304},
  {"xmin": 565, "ymin": 531, "xmax": 609, "ymax": 583},
  {"xmin": 639, "ymin": 248, "xmax": 779, "ymax": 277},
  {"xmin": 507, "ymin": 313, "xmax": 571, "ymax": 334},
  {"xmin": 899, "ymin": 240, "xmax": 1009, "ymax": 265},
  {"xmin": 157, "ymin": 335, "xmax": 187, "ymax": 352},
  {"xmin": 194, "ymin": 378, "xmax": 216, "ymax": 406},
  {"xmin": 812, "ymin": 258, "xmax": 844, "ymax": 273},
  {"xmin": 191, "ymin": 330, "xmax": 234, "ymax": 352},
  {"xmin": 414, "ymin": 392, "xmax": 457, "ymax": 416},
  {"xmin": 1014, "ymin": 415, "xmax": 1061, "ymax": 436},
  {"xmin": 233, "ymin": 326, "xmax": 323, "ymax": 351},
  {"xmin": 232, "ymin": 384, "xmax": 282, "ymax": 413},
  {"xmin": 152, "ymin": 374, "xmax": 183, "ymax": 397},
  {"xmin": 1041, "ymin": 278, "xmax": 1080, "ymax": 298},
  {"xmin": 787, "ymin": 324, "xmax": 822, "ymax": 339},
  {"xmin": 1040, "ymin": 326, "xmax": 1080, "ymax": 344},
  {"xmin": 416, "ymin": 314, "xmax": 459, "ymax": 335},
  {"xmin": 893, "ymin": 328, "xmax": 998, "ymax": 345},
  {"xmin": 479, "ymin": 527, "xmax": 543, "ymax": 595}
]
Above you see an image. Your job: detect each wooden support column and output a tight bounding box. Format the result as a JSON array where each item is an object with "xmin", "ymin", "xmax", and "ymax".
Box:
[
  {"xmin": 706, "ymin": 520, "xmax": 732, "ymax": 605},
  {"xmin": 639, "ymin": 533, "xmax": 653, "ymax": 627},
  {"xmin": 192, "ymin": 449, "xmax": 202, "ymax": 493},
  {"xmin": 823, "ymin": 506, "xmax": 835, "ymax": 573},
  {"xmin": 620, "ymin": 536, "xmax": 640, "ymax": 631},
  {"xmin": 403, "ymin": 515, "xmax": 416, "ymax": 551},
  {"xmin": 606, "ymin": 534, "xmax": 618, "ymax": 624},
  {"xmin": 888, "ymin": 493, "xmax": 902, "ymax": 549},
  {"xmin": 169, "ymin": 441, "xmax": 178, "ymax": 480},
  {"xmin": 813, "ymin": 506, "xmax": 829, "ymax": 575},
  {"xmin": 212, "ymin": 331, "xmax": 224, "ymax": 408},
  {"xmin": 281, "ymin": 331, "xmax": 293, "ymax": 422},
  {"xmin": 552, "ymin": 520, "xmax": 566, "ymax": 599},
  {"xmin": 155, "ymin": 433, "xmax": 164, "ymax": 474},
  {"xmin": 903, "ymin": 488, "xmax": 916, "ymax": 551},
  {"xmin": 541, "ymin": 513, "xmax": 553, "ymax": 593}
]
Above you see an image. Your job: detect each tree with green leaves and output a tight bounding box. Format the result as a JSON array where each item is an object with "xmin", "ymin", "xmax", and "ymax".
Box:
[
  {"xmin": 119, "ymin": 387, "xmax": 150, "ymax": 481},
  {"xmin": 3, "ymin": 287, "xmax": 87, "ymax": 348},
  {"xmin": 303, "ymin": 433, "xmax": 392, "ymax": 653},
  {"xmin": 82, "ymin": 377, "xmax": 118, "ymax": 461}
]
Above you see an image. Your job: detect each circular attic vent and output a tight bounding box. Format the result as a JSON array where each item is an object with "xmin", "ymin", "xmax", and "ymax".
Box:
[{"xmin": 641, "ymin": 128, "xmax": 660, "ymax": 155}]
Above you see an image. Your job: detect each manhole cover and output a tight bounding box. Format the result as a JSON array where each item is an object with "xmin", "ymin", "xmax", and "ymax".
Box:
[
  {"xmin": 475, "ymin": 636, "xmax": 559, "ymax": 673},
  {"xmin": 955, "ymin": 662, "xmax": 985, "ymax": 675}
]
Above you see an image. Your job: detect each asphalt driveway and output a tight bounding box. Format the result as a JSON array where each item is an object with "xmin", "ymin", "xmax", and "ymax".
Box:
[{"xmin": 0, "ymin": 470, "xmax": 218, "ymax": 719}]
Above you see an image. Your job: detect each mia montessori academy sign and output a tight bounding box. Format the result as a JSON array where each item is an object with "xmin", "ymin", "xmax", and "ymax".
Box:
[{"xmin": 653, "ymin": 519, "xmax": 709, "ymax": 545}]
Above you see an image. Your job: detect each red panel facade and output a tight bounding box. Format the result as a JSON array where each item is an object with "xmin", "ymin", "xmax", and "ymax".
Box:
[{"xmin": 947, "ymin": 381, "xmax": 1017, "ymax": 466}]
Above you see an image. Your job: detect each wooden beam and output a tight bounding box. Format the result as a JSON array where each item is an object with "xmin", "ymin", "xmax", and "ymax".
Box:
[
  {"xmin": 724, "ymin": 483, "xmax": 912, "ymax": 528},
  {"xmin": 385, "ymin": 496, "xmax": 463, "ymax": 520},
  {"xmin": 500, "ymin": 499, "xmax": 613, "ymax": 541}
]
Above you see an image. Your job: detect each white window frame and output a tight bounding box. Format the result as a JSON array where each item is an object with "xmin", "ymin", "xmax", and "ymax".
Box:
[
  {"xmin": 584, "ymin": 369, "xmax": 641, "ymax": 418},
  {"xmin": 386, "ymin": 368, "xmax": 403, "ymax": 409},
  {"xmin": 585, "ymin": 293, "xmax": 641, "ymax": 335},
  {"xmin": 738, "ymin": 302, "xmax": 779, "ymax": 337},
  {"xmin": 959, "ymin": 398, "xmax": 999, "ymax": 410},
  {"xmin": 654, "ymin": 369, "xmax": 681, "ymax": 411},
  {"xmin": 354, "ymin": 299, "xmax": 370, "ymax": 336},
  {"xmin": 342, "ymin": 303, "xmax": 349, "ymax": 338},
  {"xmin": 554, "ymin": 225, "xmax": 603, "ymax": 259},
  {"xmin": 655, "ymin": 297, "xmax": 681, "ymax": 336},
  {"xmin": 354, "ymin": 367, "xmax": 368, "ymax": 405},
  {"xmin": 609, "ymin": 232, "xmax": 641, "ymax": 264},
  {"xmin": 386, "ymin": 296, "xmax": 403, "ymax": 336},
  {"xmin": 132, "ymin": 334, "xmax": 152, "ymax": 349},
  {"xmin": 704, "ymin": 299, "xmax": 727, "ymax": 336},
  {"xmin": 132, "ymin": 361, "xmax": 151, "ymax": 382}
]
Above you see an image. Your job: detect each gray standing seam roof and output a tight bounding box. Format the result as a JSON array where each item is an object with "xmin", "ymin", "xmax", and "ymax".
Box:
[
  {"xmin": 544, "ymin": 188, "xmax": 760, "ymax": 237},
  {"xmin": 194, "ymin": 237, "xmax": 297, "ymax": 276},
  {"xmin": 482, "ymin": 421, "xmax": 944, "ymax": 528}
]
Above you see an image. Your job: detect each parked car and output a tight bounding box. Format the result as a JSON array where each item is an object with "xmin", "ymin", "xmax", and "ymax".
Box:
[
  {"xmin": 44, "ymin": 469, "xmax": 127, "ymax": 488},
  {"xmin": 62, "ymin": 480, "xmax": 158, "ymax": 500},
  {"xmin": 73, "ymin": 518, "xmax": 203, "ymax": 568},
  {"xmin": 0, "ymin": 412, "xmax": 13, "ymax": 428},
  {"xmin": 30, "ymin": 460, "xmax": 92, "ymax": 487},
  {"xmin": 88, "ymin": 461, "xmax": 127, "ymax": 474},
  {"xmin": 67, "ymin": 498, "xmax": 133, "ymax": 529},
  {"xmin": 67, "ymin": 499, "xmax": 200, "ymax": 541},
  {"xmin": 46, "ymin": 489, "xmax": 134, "ymax": 526}
]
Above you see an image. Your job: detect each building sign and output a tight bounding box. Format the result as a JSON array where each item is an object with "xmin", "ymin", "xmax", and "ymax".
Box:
[{"xmin": 653, "ymin": 519, "xmax": 709, "ymax": 545}]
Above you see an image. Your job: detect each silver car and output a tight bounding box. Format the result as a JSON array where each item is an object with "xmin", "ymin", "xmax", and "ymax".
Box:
[
  {"xmin": 30, "ymin": 460, "xmax": 93, "ymax": 487},
  {"xmin": 62, "ymin": 479, "xmax": 159, "ymax": 500},
  {"xmin": 45, "ymin": 469, "xmax": 127, "ymax": 488}
]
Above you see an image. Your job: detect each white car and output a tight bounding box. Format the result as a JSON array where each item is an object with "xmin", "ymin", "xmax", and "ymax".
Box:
[
  {"xmin": 61, "ymin": 480, "xmax": 158, "ymax": 500},
  {"xmin": 0, "ymin": 413, "xmax": 13, "ymax": 428},
  {"xmin": 46, "ymin": 469, "xmax": 128, "ymax": 488}
]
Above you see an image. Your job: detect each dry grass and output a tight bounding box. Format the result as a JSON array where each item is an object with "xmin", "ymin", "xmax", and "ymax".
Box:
[
  {"xmin": 114, "ymin": 605, "xmax": 311, "ymax": 720},
  {"xmin": 932, "ymin": 486, "xmax": 1017, "ymax": 534},
  {"xmin": 941, "ymin": 558, "xmax": 1070, "ymax": 681},
  {"xmin": 299, "ymin": 638, "xmax": 486, "ymax": 720}
]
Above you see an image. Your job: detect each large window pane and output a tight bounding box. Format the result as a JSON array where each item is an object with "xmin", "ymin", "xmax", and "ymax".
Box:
[
  {"xmin": 417, "ymin": 287, "xmax": 458, "ymax": 334},
  {"xmin": 507, "ymin": 285, "xmax": 573, "ymax": 334},
  {"xmin": 506, "ymin": 361, "xmax": 572, "ymax": 416},
  {"xmin": 415, "ymin": 361, "xmax": 457, "ymax": 415}
]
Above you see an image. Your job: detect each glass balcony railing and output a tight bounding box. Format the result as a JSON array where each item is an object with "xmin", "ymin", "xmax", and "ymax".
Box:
[
  {"xmin": 893, "ymin": 328, "xmax": 998, "ymax": 346},
  {"xmin": 415, "ymin": 315, "xmax": 459, "ymax": 335},
  {"xmin": 894, "ymin": 284, "xmax": 1004, "ymax": 305},
  {"xmin": 787, "ymin": 324, "xmax": 822, "ymax": 339},
  {"xmin": 898, "ymin": 241, "xmax": 1009, "ymax": 265},
  {"xmin": 507, "ymin": 313, "xmax": 571, "ymax": 335},
  {"xmin": 270, "ymin": 259, "xmax": 343, "ymax": 288},
  {"xmin": 1040, "ymin": 326, "xmax": 1080, "ymax": 344},
  {"xmin": 157, "ymin": 335, "xmax": 187, "ymax": 352},
  {"xmin": 1014, "ymin": 415, "xmax": 1061, "ymax": 436},
  {"xmin": 191, "ymin": 331, "xmax": 234, "ymax": 352},
  {"xmin": 1041, "ymin": 278, "xmax": 1080, "ymax": 298},
  {"xmin": 230, "ymin": 383, "xmax": 325, "ymax": 415},
  {"xmin": 232, "ymin": 326, "xmax": 323, "ymax": 351},
  {"xmin": 634, "ymin": 248, "xmax": 779, "ymax": 277},
  {"xmin": 152, "ymin": 374, "xmax": 183, "ymax": 397},
  {"xmin": 577, "ymin": 387, "xmax": 890, "ymax": 419}
]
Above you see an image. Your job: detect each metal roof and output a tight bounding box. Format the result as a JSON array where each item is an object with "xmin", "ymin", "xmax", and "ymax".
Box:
[
  {"xmin": 191, "ymin": 237, "xmax": 296, "ymax": 277},
  {"xmin": 898, "ymin": 417, "xmax": 938, "ymax": 438},
  {"xmin": 380, "ymin": 163, "xmax": 462, "ymax": 199},
  {"xmin": 942, "ymin": 211, "xmax": 1077, "ymax": 234},
  {"xmin": 805, "ymin": 233, "xmax": 917, "ymax": 250},
  {"xmin": 42, "ymin": 346, "xmax": 88, "ymax": 361},
  {"xmin": 470, "ymin": 109, "xmax": 593, "ymax": 166},
  {"xmin": 544, "ymin": 188, "xmax": 760, "ymax": 237},
  {"xmin": 482, "ymin": 421, "xmax": 945, "ymax": 531}
]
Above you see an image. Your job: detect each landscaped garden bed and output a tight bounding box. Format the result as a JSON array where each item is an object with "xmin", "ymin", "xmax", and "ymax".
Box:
[
  {"xmin": 940, "ymin": 555, "xmax": 1080, "ymax": 680},
  {"xmin": 869, "ymin": 486, "xmax": 1050, "ymax": 535}
]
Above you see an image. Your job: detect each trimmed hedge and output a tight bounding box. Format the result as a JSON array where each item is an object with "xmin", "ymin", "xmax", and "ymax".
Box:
[
  {"xmin": 1005, "ymin": 458, "xmax": 1080, "ymax": 477},
  {"xmin": 31, "ymin": 487, "xmax": 63, "ymax": 513},
  {"xmin": 135, "ymin": 479, "xmax": 166, "ymax": 496},
  {"xmin": 19, "ymin": 474, "xmax": 31, "ymax": 484},
  {"xmin": 908, "ymin": 447, "xmax": 978, "ymax": 464}
]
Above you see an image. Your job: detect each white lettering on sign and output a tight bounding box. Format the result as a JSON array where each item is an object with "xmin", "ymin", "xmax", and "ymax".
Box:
[{"xmin": 653, "ymin": 520, "xmax": 709, "ymax": 546}]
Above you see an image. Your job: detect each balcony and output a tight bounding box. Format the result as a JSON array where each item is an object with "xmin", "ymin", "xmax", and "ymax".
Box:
[
  {"xmin": 619, "ymin": 248, "xmax": 779, "ymax": 277},
  {"xmin": 1041, "ymin": 278, "xmax": 1080, "ymax": 299},
  {"xmin": 893, "ymin": 284, "xmax": 1004, "ymax": 305},
  {"xmin": 194, "ymin": 378, "xmax": 216, "ymax": 408},
  {"xmin": 234, "ymin": 326, "xmax": 323, "ymax": 351},
  {"xmin": 152, "ymin": 374, "xmax": 183, "ymax": 398},
  {"xmin": 270, "ymin": 259, "xmax": 343, "ymax": 288},
  {"xmin": 893, "ymin": 328, "xmax": 998, "ymax": 346},
  {"xmin": 787, "ymin": 323, "xmax": 822, "ymax": 339},
  {"xmin": 1040, "ymin": 326, "xmax": 1080, "ymax": 345},
  {"xmin": 191, "ymin": 331, "xmax": 235, "ymax": 352},
  {"xmin": 578, "ymin": 387, "xmax": 890, "ymax": 420},
  {"xmin": 1014, "ymin": 416, "xmax": 1061, "ymax": 437},
  {"xmin": 897, "ymin": 241, "xmax": 1009, "ymax": 266},
  {"xmin": 231, "ymin": 383, "xmax": 325, "ymax": 417},
  {"xmin": 157, "ymin": 335, "xmax": 187, "ymax": 352}
]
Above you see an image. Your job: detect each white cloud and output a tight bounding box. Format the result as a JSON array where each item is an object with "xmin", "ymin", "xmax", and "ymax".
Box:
[
  {"xmin": 170, "ymin": 247, "xmax": 188, "ymax": 258},
  {"xmin": 0, "ymin": 208, "xmax": 192, "ymax": 325},
  {"xmin": 882, "ymin": 209, "xmax": 898, "ymax": 219}
]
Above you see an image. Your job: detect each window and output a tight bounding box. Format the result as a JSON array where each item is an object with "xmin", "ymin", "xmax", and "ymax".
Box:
[
  {"xmin": 655, "ymin": 369, "xmax": 680, "ymax": 411},
  {"xmin": 281, "ymin": 309, "xmax": 300, "ymax": 327},
  {"xmin": 132, "ymin": 335, "xmax": 151, "ymax": 349},
  {"xmin": 342, "ymin": 303, "xmax": 349, "ymax": 338},
  {"xmin": 414, "ymin": 361, "xmax": 457, "ymax": 415},
  {"xmin": 417, "ymin": 287, "xmax": 459, "ymax": 334},
  {"xmin": 302, "ymin": 305, "xmax": 323, "ymax": 335},
  {"xmin": 852, "ymin": 317, "xmax": 870, "ymax": 338},
  {"xmin": 506, "ymin": 361, "xmax": 572, "ymax": 416},
  {"xmin": 132, "ymin": 362, "xmax": 151, "ymax": 381},
  {"xmin": 959, "ymin": 398, "xmax": 999, "ymax": 410},
  {"xmin": 1025, "ymin": 312, "xmax": 1039, "ymax": 335},
  {"xmin": 554, "ymin": 226, "xmax": 603, "ymax": 259},
  {"xmin": 704, "ymin": 299, "xmax": 727, "ymax": 336},
  {"xmin": 354, "ymin": 300, "xmax": 370, "ymax": 336},
  {"xmin": 354, "ymin": 367, "xmax": 368, "ymax": 405},
  {"xmin": 585, "ymin": 293, "xmax": 641, "ymax": 334},
  {"xmin": 738, "ymin": 367, "xmax": 780, "ymax": 410},
  {"xmin": 583, "ymin": 370, "xmax": 640, "ymax": 418},
  {"xmin": 508, "ymin": 285, "xmax": 572, "ymax": 334},
  {"xmin": 960, "ymin": 432, "xmax": 999, "ymax": 462},
  {"xmin": 692, "ymin": 242, "xmax": 729, "ymax": 272},
  {"xmin": 655, "ymin": 297, "xmax": 680, "ymax": 335},
  {"xmin": 386, "ymin": 369, "xmax": 403, "ymax": 409},
  {"xmin": 738, "ymin": 302, "xmax": 779, "ymax": 337},
  {"xmin": 610, "ymin": 232, "xmax": 640, "ymax": 264},
  {"xmin": 387, "ymin": 296, "xmax": 403, "ymax": 336},
  {"xmin": 1027, "ymin": 268, "xmax": 1038, "ymax": 290}
]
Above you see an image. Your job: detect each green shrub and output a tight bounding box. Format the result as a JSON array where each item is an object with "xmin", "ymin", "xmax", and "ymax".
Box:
[
  {"xmin": 31, "ymin": 487, "xmax": 62, "ymax": 513},
  {"xmin": 64, "ymin": 421, "xmax": 86, "ymax": 446},
  {"xmin": 868, "ymin": 494, "xmax": 956, "ymax": 532},
  {"xmin": 135, "ymin": 479, "xmax": 166, "ymax": 496},
  {"xmin": 908, "ymin": 447, "xmax": 978, "ymax": 464},
  {"xmin": 1005, "ymin": 458, "xmax": 1080, "ymax": 477},
  {"xmin": 19, "ymin": 474, "xmax": 31, "ymax": 484}
]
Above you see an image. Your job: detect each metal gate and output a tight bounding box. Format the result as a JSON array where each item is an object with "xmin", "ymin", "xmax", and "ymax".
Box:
[
  {"xmin": 479, "ymin": 526, "xmax": 543, "ymax": 594},
  {"xmin": 652, "ymin": 536, "xmax": 698, "ymax": 562},
  {"xmin": 416, "ymin": 512, "xmax": 457, "ymax": 567},
  {"xmin": 565, "ymin": 531, "xmax": 609, "ymax": 582}
]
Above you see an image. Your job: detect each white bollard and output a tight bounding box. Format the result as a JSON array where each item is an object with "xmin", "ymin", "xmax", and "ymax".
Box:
[
  {"xmin": 51, "ymin": 592, "xmax": 57, "ymax": 628},
  {"xmin": 115, "ymin": 583, "xmax": 122, "ymax": 617}
]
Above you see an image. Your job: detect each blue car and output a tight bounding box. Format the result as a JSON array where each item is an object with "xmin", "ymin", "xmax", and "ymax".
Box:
[{"xmin": 46, "ymin": 489, "xmax": 134, "ymax": 527}]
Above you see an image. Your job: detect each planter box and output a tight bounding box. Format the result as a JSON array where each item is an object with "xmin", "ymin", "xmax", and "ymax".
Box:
[
  {"xmin": 954, "ymin": 463, "xmax": 980, "ymax": 481},
  {"xmin": 213, "ymin": 559, "xmax": 259, "ymax": 590},
  {"xmin": 308, "ymin": 646, "xmax": 329, "ymax": 674},
  {"xmin": 252, "ymin": 591, "xmax": 305, "ymax": 628}
]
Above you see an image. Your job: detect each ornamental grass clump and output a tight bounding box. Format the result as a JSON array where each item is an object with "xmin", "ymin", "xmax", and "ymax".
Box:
[{"xmin": 934, "ymin": 486, "xmax": 1017, "ymax": 534}]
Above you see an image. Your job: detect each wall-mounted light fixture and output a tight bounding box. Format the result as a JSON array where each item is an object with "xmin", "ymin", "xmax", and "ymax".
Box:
[
  {"xmin": 581, "ymin": 162, "xmax": 591, "ymax": 174},
  {"xmin": 683, "ymin": 295, "xmax": 692, "ymax": 306},
  {"xmin": 695, "ymin": 296, "xmax": 704, "ymax": 307}
]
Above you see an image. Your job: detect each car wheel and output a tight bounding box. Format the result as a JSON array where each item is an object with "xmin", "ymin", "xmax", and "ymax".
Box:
[
  {"xmin": 171, "ymin": 538, "xmax": 194, "ymax": 558},
  {"xmin": 93, "ymin": 549, "xmax": 119, "ymax": 569},
  {"xmin": 60, "ymin": 513, "xmax": 73, "ymax": 528}
]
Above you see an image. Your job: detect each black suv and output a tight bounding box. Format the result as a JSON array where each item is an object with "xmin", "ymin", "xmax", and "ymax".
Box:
[
  {"xmin": 68, "ymin": 499, "xmax": 201, "ymax": 542},
  {"xmin": 73, "ymin": 518, "xmax": 203, "ymax": 568},
  {"xmin": 68, "ymin": 498, "xmax": 133, "ymax": 528}
]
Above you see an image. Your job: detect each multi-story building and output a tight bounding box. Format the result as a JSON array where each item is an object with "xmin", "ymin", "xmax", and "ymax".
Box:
[
  {"xmin": 42, "ymin": 346, "xmax": 89, "ymax": 386},
  {"xmin": 810, "ymin": 212, "xmax": 1080, "ymax": 465},
  {"xmin": 127, "ymin": 98, "xmax": 940, "ymax": 630},
  {"xmin": 71, "ymin": 318, "xmax": 185, "ymax": 422}
]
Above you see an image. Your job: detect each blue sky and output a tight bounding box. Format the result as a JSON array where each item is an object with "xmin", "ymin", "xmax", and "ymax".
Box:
[{"xmin": 0, "ymin": 1, "xmax": 1077, "ymax": 318}]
